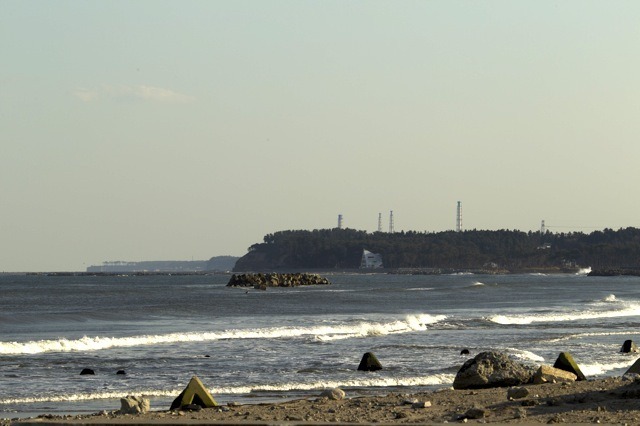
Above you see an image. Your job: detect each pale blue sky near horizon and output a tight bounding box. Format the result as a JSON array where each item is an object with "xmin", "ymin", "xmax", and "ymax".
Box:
[{"xmin": 2, "ymin": 1, "xmax": 639, "ymax": 271}]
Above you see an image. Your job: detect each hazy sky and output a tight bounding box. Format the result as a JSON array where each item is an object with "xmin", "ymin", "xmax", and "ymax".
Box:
[{"xmin": 2, "ymin": 1, "xmax": 640, "ymax": 271}]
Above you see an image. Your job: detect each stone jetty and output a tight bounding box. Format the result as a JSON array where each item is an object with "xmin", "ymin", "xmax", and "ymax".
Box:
[{"xmin": 227, "ymin": 273, "xmax": 331, "ymax": 289}]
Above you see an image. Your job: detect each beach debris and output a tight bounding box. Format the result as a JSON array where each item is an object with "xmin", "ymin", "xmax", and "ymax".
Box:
[
  {"xmin": 170, "ymin": 376, "xmax": 218, "ymax": 410},
  {"xmin": 533, "ymin": 365, "xmax": 577, "ymax": 384},
  {"xmin": 411, "ymin": 401, "xmax": 432, "ymax": 409},
  {"xmin": 553, "ymin": 352, "xmax": 586, "ymax": 381},
  {"xmin": 357, "ymin": 352, "xmax": 383, "ymax": 371},
  {"xmin": 453, "ymin": 351, "xmax": 535, "ymax": 389},
  {"xmin": 513, "ymin": 407, "xmax": 527, "ymax": 419},
  {"xmin": 507, "ymin": 386, "xmax": 530, "ymax": 400},
  {"xmin": 320, "ymin": 388, "xmax": 345, "ymax": 400},
  {"xmin": 117, "ymin": 395, "xmax": 150, "ymax": 415},
  {"xmin": 458, "ymin": 406, "xmax": 486, "ymax": 420},
  {"xmin": 182, "ymin": 404, "xmax": 202, "ymax": 412},
  {"xmin": 80, "ymin": 368, "xmax": 95, "ymax": 375},
  {"xmin": 621, "ymin": 339, "xmax": 638, "ymax": 353}
]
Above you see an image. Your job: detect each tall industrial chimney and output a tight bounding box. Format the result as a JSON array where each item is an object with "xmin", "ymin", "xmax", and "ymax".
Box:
[{"xmin": 456, "ymin": 201, "xmax": 462, "ymax": 232}]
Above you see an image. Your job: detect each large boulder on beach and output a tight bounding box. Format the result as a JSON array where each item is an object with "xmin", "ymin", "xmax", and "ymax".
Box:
[
  {"xmin": 553, "ymin": 352, "xmax": 586, "ymax": 381},
  {"xmin": 453, "ymin": 351, "xmax": 535, "ymax": 390},
  {"xmin": 532, "ymin": 365, "xmax": 577, "ymax": 384},
  {"xmin": 118, "ymin": 395, "xmax": 150, "ymax": 414},
  {"xmin": 320, "ymin": 388, "xmax": 345, "ymax": 400}
]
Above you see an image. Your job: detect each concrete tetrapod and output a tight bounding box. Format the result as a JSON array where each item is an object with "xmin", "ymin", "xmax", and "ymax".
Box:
[
  {"xmin": 357, "ymin": 352, "xmax": 383, "ymax": 371},
  {"xmin": 553, "ymin": 352, "xmax": 586, "ymax": 381},
  {"xmin": 170, "ymin": 376, "xmax": 218, "ymax": 410}
]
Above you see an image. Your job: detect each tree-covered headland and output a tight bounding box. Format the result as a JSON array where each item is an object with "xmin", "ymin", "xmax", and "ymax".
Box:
[{"xmin": 233, "ymin": 227, "xmax": 640, "ymax": 273}]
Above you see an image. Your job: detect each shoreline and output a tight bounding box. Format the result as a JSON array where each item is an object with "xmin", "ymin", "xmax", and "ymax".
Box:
[
  {"xmin": 11, "ymin": 376, "xmax": 640, "ymax": 425},
  {"xmin": 4, "ymin": 268, "xmax": 584, "ymax": 277}
]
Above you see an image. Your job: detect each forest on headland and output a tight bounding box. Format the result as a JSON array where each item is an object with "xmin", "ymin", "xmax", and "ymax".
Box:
[{"xmin": 233, "ymin": 227, "xmax": 640, "ymax": 273}]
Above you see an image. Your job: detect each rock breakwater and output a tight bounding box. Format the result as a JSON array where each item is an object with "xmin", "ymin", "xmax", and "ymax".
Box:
[{"xmin": 227, "ymin": 273, "xmax": 331, "ymax": 289}]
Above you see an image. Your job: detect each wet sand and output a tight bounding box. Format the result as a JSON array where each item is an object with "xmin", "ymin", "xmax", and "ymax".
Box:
[{"xmin": 10, "ymin": 375, "xmax": 640, "ymax": 425}]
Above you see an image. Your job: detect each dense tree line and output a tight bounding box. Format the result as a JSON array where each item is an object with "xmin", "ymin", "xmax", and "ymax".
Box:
[{"xmin": 232, "ymin": 227, "xmax": 640, "ymax": 271}]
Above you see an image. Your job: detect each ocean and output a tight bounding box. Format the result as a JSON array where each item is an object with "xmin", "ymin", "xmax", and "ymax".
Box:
[{"xmin": 2, "ymin": 271, "xmax": 640, "ymax": 419}]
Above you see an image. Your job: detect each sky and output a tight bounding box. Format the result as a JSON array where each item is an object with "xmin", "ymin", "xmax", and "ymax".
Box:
[{"xmin": 2, "ymin": 1, "xmax": 640, "ymax": 271}]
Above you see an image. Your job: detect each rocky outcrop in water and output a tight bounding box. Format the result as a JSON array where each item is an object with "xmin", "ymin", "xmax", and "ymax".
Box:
[{"xmin": 227, "ymin": 273, "xmax": 331, "ymax": 289}]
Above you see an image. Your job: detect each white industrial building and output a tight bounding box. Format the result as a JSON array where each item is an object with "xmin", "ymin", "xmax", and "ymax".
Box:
[{"xmin": 360, "ymin": 249, "xmax": 384, "ymax": 269}]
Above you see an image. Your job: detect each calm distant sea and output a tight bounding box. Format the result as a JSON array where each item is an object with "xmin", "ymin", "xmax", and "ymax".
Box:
[{"xmin": 2, "ymin": 272, "xmax": 640, "ymax": 418}]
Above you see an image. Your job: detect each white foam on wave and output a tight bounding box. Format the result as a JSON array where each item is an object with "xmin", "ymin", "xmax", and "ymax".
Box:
[
  {"xmin": 0, "ymin": 389, "xmax": 178, "ymax": 405},
  {"xmin": 471, "ymin": 281, "xmax": 484, "ymax": 286},
  {"xmin": 0, "ymin": 374, "xmax": 455, "ymax": 405},
  {"xmin": 219, "ymin": 374, "xmax": 455, "ymax": 394},
  {"xmin": 580, "ymin": 360, "xmax": 635, "ymax": 376},
  {"xmin": 602, "ymin": 294, "xmax": 617, "ymax": 302},
  {"xmin": 488, "ymin": 300, "xmax": 640, "ymax": 325},
  {"xmin": 505, "ymin": 348, "xmax": 545, "ymax": 363},
  {"xmin": 576, "ymin": 267, "xmax": 592, "ymax": 275},
  {"xmin": 0, "ymin": 314, "xmax": 447, "ymax": 355},
  {"xmin": 545, "ymin": 330, "xmax": 640, "ymax": 343},
  {"xmin": 314, "ymin": 314, "xmax": 447, "ymax": 342}
]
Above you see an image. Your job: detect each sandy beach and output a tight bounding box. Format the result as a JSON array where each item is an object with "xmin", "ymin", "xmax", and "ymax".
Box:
[{"xmin": 9, "ymin": 375, "xmax": 640, "ymax": 425}]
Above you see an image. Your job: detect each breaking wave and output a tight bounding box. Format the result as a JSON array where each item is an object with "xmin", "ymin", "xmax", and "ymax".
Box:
[
  {"xmin": 505, "ymin": 348, "xmax": 545, "ymax": 363},
  {"xmin": 0, "ymin": 314, "xmax": 447, "ymax": 355},
  {"xmin": 576, "ymin": 267, "xmax": 592, "ymax": 275},
  {"xmin": 580, "ymin": 360, "xmax": 635, "ymax": 376},
  {"xmin": 0, "ymin": 374, "xmax": 454, "ymax": 405},
  {"xmin": 488, "ymin": 298, "xmax": 640, "ymax": 325}
]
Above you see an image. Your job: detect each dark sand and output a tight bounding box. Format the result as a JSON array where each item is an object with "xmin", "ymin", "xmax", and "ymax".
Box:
[{"xmin": 10, "ymin": 376, "xmax": 640, "ymax": 425}]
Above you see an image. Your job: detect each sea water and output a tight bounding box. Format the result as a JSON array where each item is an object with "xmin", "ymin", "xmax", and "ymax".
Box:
[{"xmin": 2, "ymin": 272, "xmax": 640, "ymax": 418}]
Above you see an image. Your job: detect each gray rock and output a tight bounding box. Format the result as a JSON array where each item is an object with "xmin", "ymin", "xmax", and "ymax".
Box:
[
  {"xmin": 507, "ymin": 386, "xmax": 530, "ymax": 400},
  {"xmin": 463, "ymin": 406, "xmax": 486, "ymax": 419},
  {"xmin": 118, "ymin": 395, "xmax": 150, "ymax": 414},
  {"xmin": 411, "ymin": 401, "xmax": 432, "ymax": 409},
  {"xmin": 453, "ymin": 351, "xmax": 535, "ymax": 390},
  {"xmin": 532, "ymin": 365, "xmax": 577, "ymax": 384},
  {"xmin": 320, "ymin": 388, "xmax": 345, "ymax": 400}
]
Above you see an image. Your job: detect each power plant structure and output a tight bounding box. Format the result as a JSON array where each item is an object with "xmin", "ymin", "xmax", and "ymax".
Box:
[
  {"xmin": 377, "ymin": 213, "xmax": 382, "ymax": 232},
  {"xmin": 337, "ymin": 214, "xmax": 343, "ymax": 229},
  {"xmin": 389, "ymin": 210, "xmax": 395, "ymax": 233},
  {"xmin": 456, "ymin": 201, "xmax": 462, "ymax": 232}
]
